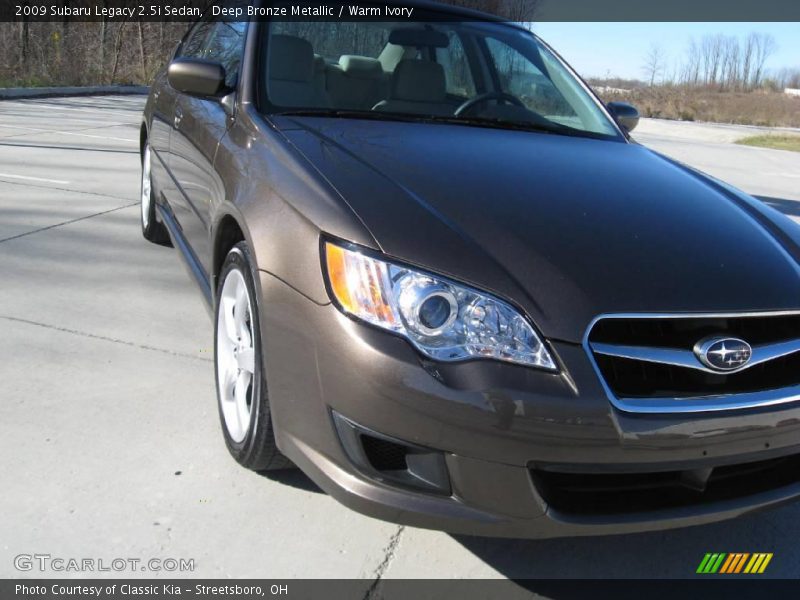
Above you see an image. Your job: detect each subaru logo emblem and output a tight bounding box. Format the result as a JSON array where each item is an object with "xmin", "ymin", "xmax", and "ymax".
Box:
[{"xmin": 694, "ymin": 337, "xmax": 753, "ymax": 372}]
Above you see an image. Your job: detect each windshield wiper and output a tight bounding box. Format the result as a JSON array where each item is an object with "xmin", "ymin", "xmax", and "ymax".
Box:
[
  {"xmin": 275, "ymin": 108, "xmax": 429, "ymax": 124},
  {"xmin": 420, "ymin": 115, "xmax": 609, "ymax": 139},
  {"xmin": 275, "ymin": 109, "xmax": 611, "ymax": 139}
]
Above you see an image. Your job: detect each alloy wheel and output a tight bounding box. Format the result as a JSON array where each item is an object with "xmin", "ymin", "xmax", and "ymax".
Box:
[{"xmin": 216, "ymin": 268, "xmax": 256, "ymax": 443}]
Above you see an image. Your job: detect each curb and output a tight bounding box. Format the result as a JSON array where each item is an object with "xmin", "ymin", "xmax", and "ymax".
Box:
[{"xmin": 0, "ymin": 85, "xmax": 149, "ymax": 100}]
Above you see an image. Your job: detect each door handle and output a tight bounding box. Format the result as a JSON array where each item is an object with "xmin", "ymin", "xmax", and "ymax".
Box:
[
  {"xmin": 153, "ymin": 90, "xmax": 160, "ymax": 102},
  {"xmin": 174, "ymin": 108, "xmax": 183, "ymax": 129}
]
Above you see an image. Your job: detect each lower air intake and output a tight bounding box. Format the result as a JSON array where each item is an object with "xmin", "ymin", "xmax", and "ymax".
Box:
[{"xmin": 360, "ymin": 434, "xmax": 408, "ymax": 471}]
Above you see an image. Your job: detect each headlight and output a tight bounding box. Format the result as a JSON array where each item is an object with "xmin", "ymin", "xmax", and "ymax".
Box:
[{"xmin": 323, "ymin": 241, "xmax": 557, "ymax": 370}]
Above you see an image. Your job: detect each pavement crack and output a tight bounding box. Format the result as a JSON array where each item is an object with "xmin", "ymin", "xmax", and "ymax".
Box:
[
  {"xmin": 0, "ymin": 176, "xmax": 135, "ymax": 202},
  {"xmin": 364, "ymin": 526, "xmax": 405, "ymax": 600},
  {"xmin": 0, "ymin": 141, "xmax": 139, "ymax": 155},
  {"xmin": 0, "ymin": 202, "xmax": 137, "ymax": 244},
  {"xmin": 0, "ymin": 315, "xmax": 212, "ymax": 363}
]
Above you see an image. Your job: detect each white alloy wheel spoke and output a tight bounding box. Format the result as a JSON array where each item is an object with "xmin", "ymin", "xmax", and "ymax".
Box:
[
  {"xmin": 222, "ymin": 367, "xmax": 237, "ymax": 402},
  {"xmin": 141, "ymin": 145, "xmax": 152, "ymax": 228},
  {"xmin": 234, "ymin": 370, "xmax": 251, "ymax": 435},
  {"xmin": 234, "ymin": 282, "xmax": 252, "ymax": 348},
  {"xmin": 237, "ymin": 347, "xmax": 255, "ymax": 374},
  {"xmin": 223, "ymin": 295, "xmax": 239, "ymax": 346}
]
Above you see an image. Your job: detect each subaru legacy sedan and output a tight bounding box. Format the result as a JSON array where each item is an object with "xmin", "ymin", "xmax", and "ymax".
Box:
[{"xmin": 140, "ymin": 3, "xmax": 800, "ymax": 537}]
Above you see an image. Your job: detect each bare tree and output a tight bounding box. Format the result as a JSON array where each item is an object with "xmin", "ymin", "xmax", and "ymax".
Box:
[
  {"xmin": 136, "ymin": 19, "xmax": 147, "ymax": 82},
  {"xmin": 681, "ymin": 37, "xmax": 701, "ymax": 85},
  {"xmin": 720, "ymin": 36, "xmax": 740, "ymax": 90},
  {"xmin": 503, "ymin": 0, "xmax": 540, "ymax": 21},
  {"xmin": 701, "ymin": 35, "xmax": 726, "ymax": 86},
  {"xmin": 675, "ymin": 31, "xmax": 782, "ymax": 91},
  {"xmin": 751, "ymin": 33, "xmax": 777, "ymax": 88},
  {"xmin": 642, "ymin": 43, "xmax": 666, "ymax": 86},
  {"xmin": 740, "ymin": 33, "xmax": 755, "ymax": 90},
  {"xmin": 109, "ymin": 21, "xmax": 128, "ymax": 84}
]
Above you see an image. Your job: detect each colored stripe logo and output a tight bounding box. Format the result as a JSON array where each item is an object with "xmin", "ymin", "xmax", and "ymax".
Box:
[{"xmin": 697, "ymin": 553, "xmax": 773, "ymax": 574}]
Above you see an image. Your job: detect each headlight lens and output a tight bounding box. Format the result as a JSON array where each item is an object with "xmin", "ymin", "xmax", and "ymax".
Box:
[{"xmin": 324, "ymin": 241, "xmax": 557, "ymax": 370}]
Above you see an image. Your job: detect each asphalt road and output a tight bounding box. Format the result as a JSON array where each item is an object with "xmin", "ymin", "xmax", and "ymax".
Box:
[{"xmin": 2, "ymin": 95, "xmax": 800, "ymax": 583}]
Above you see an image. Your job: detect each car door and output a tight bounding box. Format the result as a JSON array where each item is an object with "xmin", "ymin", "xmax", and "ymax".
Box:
[
  {"xmin": 169, "ymin": 19, "xmax": 247, "ymax": 278},
  {"xmin": 148, "ymin": 60, "xmax": 179, "ymax": 204},
  {"xmin": 158, "ymin": 19, "xmax": 214, "ymax": 263}
]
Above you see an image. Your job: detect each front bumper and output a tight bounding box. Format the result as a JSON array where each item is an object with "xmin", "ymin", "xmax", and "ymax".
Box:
[{"xmin": 258, "ymin": 272, "xmax": 800, "ymax": 538}]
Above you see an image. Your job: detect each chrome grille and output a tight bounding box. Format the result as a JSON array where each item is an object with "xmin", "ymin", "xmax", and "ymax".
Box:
[{"xmin": 585, "ymin": 312, "xmax": 800, "ymax": 413}]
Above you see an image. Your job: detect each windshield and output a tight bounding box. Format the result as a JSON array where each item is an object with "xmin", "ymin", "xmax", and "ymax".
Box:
[{"xmin": 261, "ymin": 20, "xmax": 621, "ymax": 140}]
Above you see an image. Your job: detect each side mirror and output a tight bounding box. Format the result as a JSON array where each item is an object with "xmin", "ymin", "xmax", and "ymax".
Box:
[
  {"xmin": 607, "ymin": 101, "xmax": 639, "ymax": 133},
  {"xmin": 168, "ymin": 58, "xmax": 227, "ymax": 97}
]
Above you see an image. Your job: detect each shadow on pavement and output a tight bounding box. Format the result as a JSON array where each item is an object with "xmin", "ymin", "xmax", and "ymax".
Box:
[
  {"xmin": 23, "ymin": 96, "xmax": 146, "ymax": 113},
  {"xmin": 451, "ymin": 499, "xmax": 800, "ymax": 579},
  {"xmin": 260, "ymin": 468, "xmax": 323, "ymax": 494},
  {"xmin": 756, "ymin": 195, "xmax": 800, "ymax": 219}
]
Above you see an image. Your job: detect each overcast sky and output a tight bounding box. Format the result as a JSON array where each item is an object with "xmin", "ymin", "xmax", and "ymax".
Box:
[{"xmin": 531, "ymin": 22, "xmax": 800, "ymax": 81}]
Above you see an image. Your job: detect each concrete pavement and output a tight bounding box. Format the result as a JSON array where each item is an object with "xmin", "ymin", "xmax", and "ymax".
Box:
[
  {"xmin": 1, "ymin": 96, "xmax": 800, "ymax": 582},
  {"xmin": 633, "ymin": 118, "xmax": 800, "ymax": 205}
]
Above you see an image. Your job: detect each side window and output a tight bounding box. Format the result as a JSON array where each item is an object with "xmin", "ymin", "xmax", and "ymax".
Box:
[
  {"xmin": 178, "ymin": 20, "xmax": 214, "ymax": 59},
  {"xmin": 436, "ymin": 32, "xmax": 476, "ymax": 98},
  {"xmin": 202, "ymin": 21, "xmax": 247, "ymax": 88},
  {"xmin": 484, "ymin": 37, "xmax": 576, "ymax": 118}
]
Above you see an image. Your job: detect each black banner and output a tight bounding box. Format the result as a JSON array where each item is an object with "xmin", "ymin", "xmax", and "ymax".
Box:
[
  {"xmin": 2, "ymin": 0, "xmax": 800, "ymax": 23},
  {"xmin": 5, "ymin": 579, "xmax": 800, "ymax": 600}
]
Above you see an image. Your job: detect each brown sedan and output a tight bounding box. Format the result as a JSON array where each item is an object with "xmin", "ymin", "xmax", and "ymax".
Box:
[{"xmin": 140, "ymin": 4, "xmax": 800, "ymax": 537}]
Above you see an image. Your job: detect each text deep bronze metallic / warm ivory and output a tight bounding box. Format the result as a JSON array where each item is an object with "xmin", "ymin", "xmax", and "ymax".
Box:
[{"xmin": 140, "ymin": 1, "xmax": 800, "ymax": 537}]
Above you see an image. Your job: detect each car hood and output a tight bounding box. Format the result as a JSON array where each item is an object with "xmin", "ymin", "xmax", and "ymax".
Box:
[{"xmin": 280, "ymin": 117, "xmax": 800, "ymax": 343}]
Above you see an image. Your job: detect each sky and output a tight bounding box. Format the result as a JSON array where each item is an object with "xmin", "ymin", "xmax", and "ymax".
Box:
[{"xmin": 530, "ymin": 22, "xmax": 800, "ymax": 80}]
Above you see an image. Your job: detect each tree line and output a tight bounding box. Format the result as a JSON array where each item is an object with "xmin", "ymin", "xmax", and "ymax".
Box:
[
  {"xmin": 641, "ymin": 32, "xmax": 799, "ymax": 91},
  {"xmin": 1, "ymin": 20, "xmax": 189, "ymax": 86}
]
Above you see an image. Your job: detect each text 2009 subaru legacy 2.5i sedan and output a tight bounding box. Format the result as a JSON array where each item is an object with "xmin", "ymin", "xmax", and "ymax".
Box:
[{"xmin": 140, "ymin": 3, "xmax": 800, "ymax": 537}]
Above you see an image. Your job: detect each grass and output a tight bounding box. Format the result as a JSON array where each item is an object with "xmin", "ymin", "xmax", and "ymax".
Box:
[
  {"xmin": 594, "ymin": 87, "xmax": 800, "ymax": 128},
  {"xmin": 736, "ymin": 135, "xmax": 800, "ymax": 152}
]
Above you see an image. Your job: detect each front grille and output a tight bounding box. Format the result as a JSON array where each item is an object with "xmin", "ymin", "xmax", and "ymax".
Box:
[
  {"xmin": 532, "ymin": 453, "xmax": 800, "ymax": 515},
  {"xmin": 590, "ymin": 314, "xmax": 800, "ymax": 347},
  {"xmin": 587, "ymin": 314, "xmax": 800, "ymax": 402},
  {"xmin": 595, "ymin": 352, "xmax": 800, "ymax": 398}
]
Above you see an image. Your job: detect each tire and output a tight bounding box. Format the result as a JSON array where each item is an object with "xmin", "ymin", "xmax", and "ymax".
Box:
[
  {"xmin": 140, "ymin": 141, "xmax": 171, "ymax": 245},
  {"xmin": 214, "ymin": 242, "xmax": 294, "ymax": 471}
]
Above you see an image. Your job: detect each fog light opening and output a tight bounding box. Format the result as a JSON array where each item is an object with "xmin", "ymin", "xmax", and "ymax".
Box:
[
  {"xmin": 360, "ymin": 434, "xmax": 409, "ymax": 472},
  {"xmin": 332, "ymin": 411, "xmax": 451, "ymax": 495}
]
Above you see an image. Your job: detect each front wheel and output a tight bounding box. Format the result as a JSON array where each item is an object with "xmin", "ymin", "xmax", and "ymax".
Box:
[
  {"xmin": 214, "ymin": 242, "xmax": 293, "ymax": 471},
  {"xmin": 140, "ymin": 142, "xmax": 171, "ymax": 245}
]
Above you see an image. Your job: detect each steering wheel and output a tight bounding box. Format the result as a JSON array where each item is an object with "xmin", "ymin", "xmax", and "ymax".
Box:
[{"xmin": 455, "ymin": 92, "xmax": 526, "ymax": 117}]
